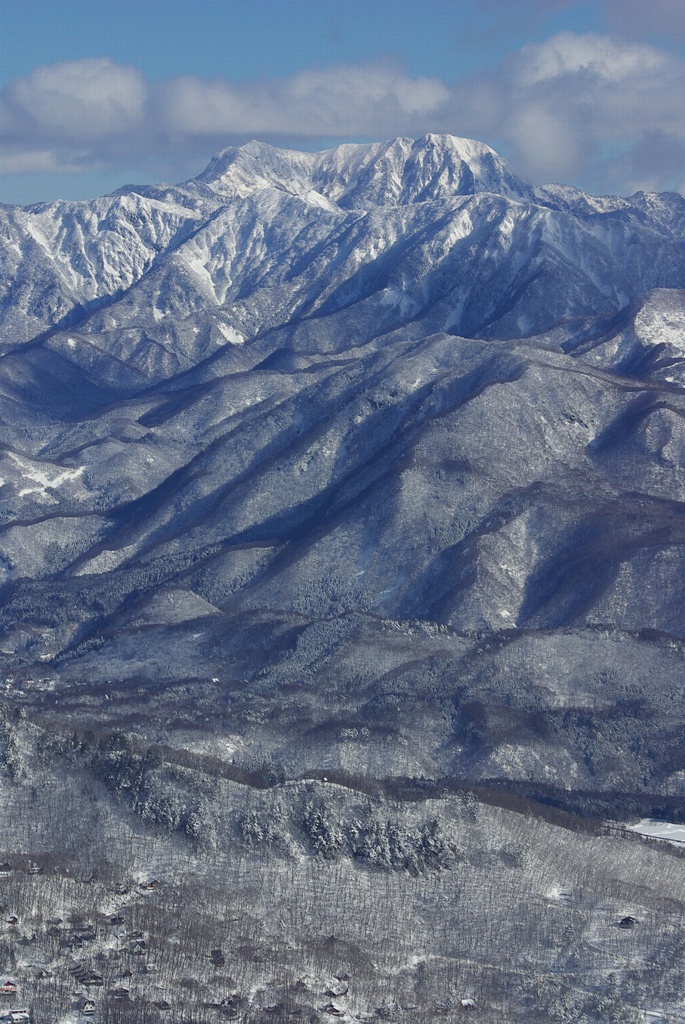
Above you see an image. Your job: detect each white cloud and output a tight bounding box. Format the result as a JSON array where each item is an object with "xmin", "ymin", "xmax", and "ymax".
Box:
[
  {"xmin": 0, "ymin": 148, "xmax": 62, "ymax": 174},
  {"xmin": 156, "ymin": 77, "xmax": 245, "ymax": 136},
  {"xmin": 395, "ymin": 76, "xmax": 450, "ymax": 115},
  {"xmin": 2, "ymin": 58, "xmax": 147, "ymax": 140},
  {"xmin": 516, "ymin": 31, "xmax": 666, "ymax": 85},
  {"xmin": 156, "ymin": 62, "xmax": 449, "ymax": 138},
  {"xmin": 504, "ymin": 103, "xmax": 586, "ymax": 181},
  {"xmin": 448, "ymin": 32, "xmax": 685, "ymax": 192},
  {"xmin": 1, "ymin": 38, "xmax": 684, "ymax": 198},
  {"xmin": 0, "ymin": 57, "xmax": 451, "ymax": 180}
]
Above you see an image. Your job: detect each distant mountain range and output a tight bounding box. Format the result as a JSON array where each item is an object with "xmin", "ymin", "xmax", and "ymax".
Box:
[{"xmin": 1, "ymin": 134, "xmax": 685, "ymax": 800}]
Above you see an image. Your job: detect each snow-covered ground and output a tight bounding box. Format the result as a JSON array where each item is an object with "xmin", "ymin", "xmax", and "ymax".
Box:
[{"xmin": 627, "ymin": 819, "xmax": 685, "ymax": 844}]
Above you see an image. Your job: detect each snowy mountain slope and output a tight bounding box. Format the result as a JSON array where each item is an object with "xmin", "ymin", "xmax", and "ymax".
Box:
[
  {"xmin": 2, "ymin": 134, "xmax": 684, "ymax": 371},
  {"xmin": 2, "ymin": 189, "xmax": 678, "ymax": 394},
  {"xmin": 0, "ymin": 187, "xmax": 219, "ymax": 351},
  {"xmin": 1, "ymin": 135, "xmax": 685, "ymax": 803}
]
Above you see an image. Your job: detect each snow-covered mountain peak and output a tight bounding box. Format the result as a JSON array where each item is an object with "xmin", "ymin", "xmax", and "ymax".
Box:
[
  {"xmin": 399, "ymin": 133, "xmax": 534, "ymax": 202},
  {"xmin": 196, "ymin": 134, "xmax": 534, "ymax": 208},
  {"xmin": 2, "ymin": 134, "xmax": 684, "ymax": 372},
  {"xmin": 196, "ymin": 139, "xmax": 318, "ymax": 198}
]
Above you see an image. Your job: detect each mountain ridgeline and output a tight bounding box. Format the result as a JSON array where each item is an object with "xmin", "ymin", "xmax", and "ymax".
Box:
[
  {"xmin": 1, "ymin": 133, "xmax": 685, "ymax": 799},
  {"xmin": 2, "ymin": 134, "xmax": 685, "ymax": 1024}
]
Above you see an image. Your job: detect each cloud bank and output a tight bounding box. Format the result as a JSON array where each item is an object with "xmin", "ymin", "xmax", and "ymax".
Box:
[{"xmin": 2, "ymin": 32, "xmax": 684, "ymax": 197}]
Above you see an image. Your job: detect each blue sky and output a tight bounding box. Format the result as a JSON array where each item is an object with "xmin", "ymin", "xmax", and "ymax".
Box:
[{"xmin": 1, "ymin": 0, "xmax": 684, "ymax": 204}]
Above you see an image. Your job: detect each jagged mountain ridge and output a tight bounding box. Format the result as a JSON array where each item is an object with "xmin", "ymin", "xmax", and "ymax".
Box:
[
  {"xmin": 2, "ymin": 134, "xmax": 684, "ymax": 369},
  {"xmin": 196, "ymin": 134, "xmax": 536, "ymax": 203},
  {"xmin": 1, "ymin": 136, "xmax": 685, "ymax": 797}
]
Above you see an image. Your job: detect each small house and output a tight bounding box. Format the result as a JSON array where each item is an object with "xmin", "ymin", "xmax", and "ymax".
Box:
[
  {"xmin": 83, "ymin": 973, "xmax": 104, "ymax": 987},
  {"xmin": 155, "ymin": 1001, "xmax": 171, "ymax": 1011},
  {"xmin": 618, "ymin": 915, "xmax": 638, "ymax": 929},
  {"xmin": 326, "ymin": 982, "xmax": 349, "ymax": 997},
  {"xmin": 81, "ymin": 999, "xmax": 96, "ymax": 1015},
  {"xmin": 323, "ymin": 1003, "xmax": 346, "ymax": 1017},
  {"xmin": 0, "ymin": 980, "xmax": 18, "ymax": 994},
  {"xmin": 113, "ymin": 988, "xmax": 129, "ymax": 1000},
  {"xmin": 460, "ymin": 998, "xmax": 477, "ymax": 1011},
  {"xmin": 10, "ymin": 1011, "xmax": 30, "ymax": 1024}
]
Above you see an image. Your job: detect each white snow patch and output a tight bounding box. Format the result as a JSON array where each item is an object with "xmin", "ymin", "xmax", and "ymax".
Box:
[
  {"xmin": 546, "ymin": 886, "xmax": 573, "ymax": 903},
  {"xmin": 627, "ymin": 819, "xmax": 685, "ymax": 844},
  {"xmin": 9, "ymin": 453, "xmax": 84, "ymax": 498},
  {"xmin": 75, "ymin": 544, "xmax": 137, "ymax": 576},
  {"xmin": 182, "ymin": 252, "xmax": 217, "ymax": 298},
  {"xmin": 66, "ymin": 337, "xmax": 76, "ymax": 348},
  {"xmin": 379, "ymin": 287, "xmax": 418, "ymax": 317},
  {"xmin": 216, "ymin": 322, "xmax": 245, "ymax": 345},
  {"xmin": 302, "ymin": 189, "xmax": 340, "ymax": 213}
]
